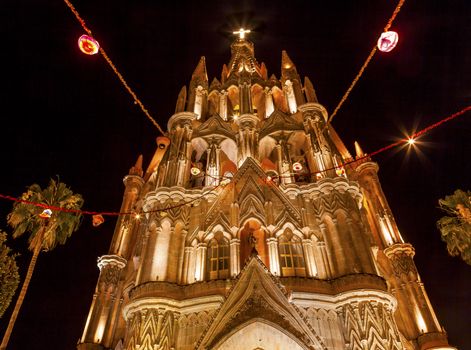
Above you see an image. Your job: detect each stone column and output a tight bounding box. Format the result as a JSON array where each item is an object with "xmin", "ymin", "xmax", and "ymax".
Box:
[
  {"xmin": 230, "ymin": 238, "xmax": 240, "ymax": 277},
  {"xmin": 195, "ymin": 242, "xmax": 207, "ymax": 281},
  {"xmin": 264, "ymin": 87, "xmax": 275, "ymax": 117},
  {"xmin": 219, "ymin": 90, "xmax": 228, "ymax": 120},
  {"xmin": 313, "ymin": 240, "xmax": 331, "ymax": 279},
  {"xmin": 383, "ymin": 243, "xmax": 451, "ymax": 349},
  {"xmin": 182, "ymin": 246, "xmax": 192, "ymax": 284},
  {"xmin": 266, "ymin": 237, "xmax": 280, "ymax": 276},
  {"xmin": 109, "ymin": 175, "xmax": 144, "ymax": 257},
  {"xmin": 123, "ymin": 307, "xmax": 176, "ymax": 350},
  {"xmin": 302, "ymin": 239, "xmax": 317, "ymax": 277},
  {"xmin": 236, "ymin": 113, "xmax": 259, "ymax": 166},
  {"xmin": 336, "ymin": 291, "xmax": 403, "ymax": 350},
  {"xmin": 78, "ymin": 255, "xmax": 127, "ymax": 349}
]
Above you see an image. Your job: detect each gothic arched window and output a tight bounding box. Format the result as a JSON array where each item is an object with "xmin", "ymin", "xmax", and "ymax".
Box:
[
  {"xmin": 208, "ymin": 235, "xmax": 230, "ymax": 280},
  {"xmin": 278, "ymin": 231, "xmax": 306, "ymax": 277}
]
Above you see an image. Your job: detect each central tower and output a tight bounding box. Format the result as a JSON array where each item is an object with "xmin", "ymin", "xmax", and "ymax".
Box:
[{"xmin": 78, "ymin": 34, "xmax": 456, "ymax": 350}]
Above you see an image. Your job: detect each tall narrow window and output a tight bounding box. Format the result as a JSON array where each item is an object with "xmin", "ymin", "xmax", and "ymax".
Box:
[
  {"xmin": 208, "ymin": 235, "xmax": 230, "ymax": 280},
  {"xmin": 278, "ymin": 231, "xmax": 306, "ymax": 277}
]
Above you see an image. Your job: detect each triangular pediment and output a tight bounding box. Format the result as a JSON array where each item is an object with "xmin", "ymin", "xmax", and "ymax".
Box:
[
  {"xmin": 196, "ymin": 257, "xmax": 327, "ymax": 350},
  {"xmin": 260, "ymin": 109, "xmax": 303, "ymax": 138},
  {"xmin": 203, "ymin": 158, "xmax": 302, "ymax": 227},
  {"xmin": 193, "ymin": 114, "xmax": 235, "ymax": 139}
]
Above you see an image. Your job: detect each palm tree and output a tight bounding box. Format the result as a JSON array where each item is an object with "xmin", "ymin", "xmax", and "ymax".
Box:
[
  {"xmin": 436, "ymin": 189, "xmax": 471, "ymax": 265},
  {"xmin": 0, "ymin": 179, "xmax": 83, "ymax": 349}
]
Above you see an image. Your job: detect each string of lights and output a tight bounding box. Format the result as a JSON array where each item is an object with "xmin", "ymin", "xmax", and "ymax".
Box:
[
  {"xmin": 63, "ymin": 0, "xmax": 166, "ymax": 135},
  {"xmin": 326, "ymin": 0, "xmax": 406, "ymax": 126},
  {"xmin": 1, "ymin": 105, "xmax": 469, "ymax": 220}
]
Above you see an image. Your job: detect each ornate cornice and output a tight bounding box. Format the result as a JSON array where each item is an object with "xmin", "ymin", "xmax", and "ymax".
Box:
[
  {"xmin": 167, "ymin": 111, "xmax": 197, "ymax": 131},
  {"xmin": 122, "ymin": 295, "xmax": 225, "ymax": 320},
  {"xmin": 97, "ymin": 254, "xmax": 127, "ymax": 270}
]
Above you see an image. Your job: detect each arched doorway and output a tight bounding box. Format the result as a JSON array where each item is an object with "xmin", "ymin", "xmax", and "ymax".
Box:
[{"xmin": 213, "ymin": 320, "xmax": 306, "ymax": 350}]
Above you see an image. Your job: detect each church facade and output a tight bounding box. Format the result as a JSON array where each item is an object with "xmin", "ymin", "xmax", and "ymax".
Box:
[{"xmin": 77, "ymin": 34, "xmax": 455, "ymax": 350}]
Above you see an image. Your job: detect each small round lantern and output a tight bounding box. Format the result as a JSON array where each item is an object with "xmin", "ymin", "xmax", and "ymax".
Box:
[
  {"xmin": 377, "ymin": 31, "xmax": 399, "ymax": 52},
  {"xmin": 292, "ymin": 162, "xmax": 303, "ymax": 171},
  {"xmin": 78, "ymin": 35, "xmax": 100, "ymax": 55}
]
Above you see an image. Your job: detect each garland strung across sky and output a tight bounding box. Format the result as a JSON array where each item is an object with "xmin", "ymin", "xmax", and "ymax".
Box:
[
  {"xmin": 326, "ymin": 0, "xmax": 406, "ymax": 126},
  {"xmin": 0, "ymin": 105, "xmax": 469, "ymax": 222},
  {"xmin": 63, "ymin": 0, "xmax": 405, "ymax": 135},
  {"xmin": 12, "ymin": 0, "xmax": 455, "ymax": 224},
  {"xmin": 63, "ymin": 0, "xmax": 166, "ymax": 135}
]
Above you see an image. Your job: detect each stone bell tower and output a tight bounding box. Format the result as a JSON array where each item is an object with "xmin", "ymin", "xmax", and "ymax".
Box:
[{"xmin": 77, "ymin": 32, "xmax": 456, "ymax": 350}]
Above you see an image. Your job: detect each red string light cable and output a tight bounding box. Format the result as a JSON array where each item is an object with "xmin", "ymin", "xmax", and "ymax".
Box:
[
  {"xmin": 326, "ymin": 0, "xmax": 406, "ymax": 127},
  {"xmin": 63, "ymin": 0, "xmax": 166, "ymax": 135},
  {"xmin": 0, "ymin": 105, "xmax": 469, "ymax": 218}
]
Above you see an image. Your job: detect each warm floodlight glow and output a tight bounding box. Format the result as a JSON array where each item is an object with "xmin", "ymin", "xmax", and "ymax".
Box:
[
  {"xmin": 233, "ymin": 28, "xmax": 251, "ymax": 39},
  {"xmin": 292, "ymin": 162, "xmax": 303, "ymax": 171},
  {"xmin": 39, "ymin": 209, "xmax": 52, "ymax": 219},
  {"xmin": 377, "ymin": 31, "xmax": 399, "ymax": 52},
  {"xmin": 78, "ymin": 35, "xmax": 100, "ymax": 55},
  {"xmin": 407, "ymin": 137, "xmax": 416, "ymax": 145},
  {"xmin": 134, "ymin": 213, "xmax": 141, "ymax": 220}
]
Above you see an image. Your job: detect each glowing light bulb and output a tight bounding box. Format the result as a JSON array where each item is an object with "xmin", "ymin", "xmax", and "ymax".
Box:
[
  {"xmin": 78, "ymin": 35, "xmax": 100, "ymax": 55},
  {"xmin": 39, "ymin": 209, "xmax": 52, "ymax": 219},
  {"xmin": 266, "ymin": 175, "xmax": 272, "ymax": 182},
  {"xmin": 292, "ymin": 162, "xmax": 303, "ymax": 171},
  {"xmin": 190, "ymin": 167, "xmax": 201, "ymax": 176},
  {"xmin": 134, "ymin": 213, "xmax": 141, "ymax": 220},
  {"xmin": 377, "ymin": 31, "xmax": 399, "ymax": 52},
  {"xmin": 407, "ymin": 137, "xmax": 416, "ymax": 145}
]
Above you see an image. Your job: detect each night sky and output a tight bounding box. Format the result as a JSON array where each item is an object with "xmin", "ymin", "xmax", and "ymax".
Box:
[{"xmin": 1, "ymin": 0, "xmax": 470, "ymax": 349}]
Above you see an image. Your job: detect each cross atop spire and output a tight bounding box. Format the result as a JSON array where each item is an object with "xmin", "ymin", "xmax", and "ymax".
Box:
[{"xmin": 233, "ymin": 28, "xmax": 251, "ymax": 40}]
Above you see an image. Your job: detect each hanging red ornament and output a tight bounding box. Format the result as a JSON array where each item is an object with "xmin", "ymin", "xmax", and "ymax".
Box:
[
  {"xmin": 92, "ymin": 214, "xmax": 105, "ymax": 227},
  {"xmin": 78, "ymin": 35, "xmax": 100, "ymax": 55},
  {"xmin": 377, "ymin": 31, "xmax": 399, "ymax": 52}
]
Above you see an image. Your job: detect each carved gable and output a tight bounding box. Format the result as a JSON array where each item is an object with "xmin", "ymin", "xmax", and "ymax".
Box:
[
  {"xmin": 196, "ymin": 257, "xmax": 328, "ymax": 350},
  {"xmin": 260, "ymin": 109, "xmax": 303, "ymax": 138},
  {"xmin": 193, "ymin": 114, "xmax": 236, "ymax": 139},
  {"xmin": 203, "ymin": 158, "xmax": 302, "ymax": 228}
]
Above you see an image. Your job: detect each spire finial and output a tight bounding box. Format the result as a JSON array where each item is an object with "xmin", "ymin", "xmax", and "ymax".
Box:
[{"xmin": 233, "ymin": 28, "xmax": 251, "ymax": 40}]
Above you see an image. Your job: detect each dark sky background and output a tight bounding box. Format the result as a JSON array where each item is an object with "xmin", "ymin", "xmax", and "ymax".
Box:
[{"xmin": 1, "ymin": 0, "xmax": 470, "ymax": 349}]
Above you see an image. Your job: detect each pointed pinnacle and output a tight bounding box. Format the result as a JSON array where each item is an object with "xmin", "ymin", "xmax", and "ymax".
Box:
[
  {"xmin": 304, "ymin": 76, "xmax": 318, "ymax": 103},
  {"xmin": 209, "ymin": 77, "xmax": 221, "ymax": 91},
  {"xmin": 221, "ymin": 64, "xmax": 229, "ymax": 82},
  {"xmin": 129, "ymin": 154, "xmax": 143, "ymax": 176},
  {"xmin": 260, "ymin": 62, "xmax": 268, "ymax": 80},
  {"xmin": 281, "ymin": 50, "xmax": 296, "ymax": 70},
  {"xmin": 191, "ymin": 56, "xmax": 208, "ymax": 81},
  {"xmin": 354, "ymin": 141, "xmax": 365, "ymax": 158}
]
